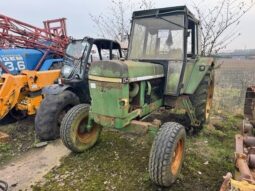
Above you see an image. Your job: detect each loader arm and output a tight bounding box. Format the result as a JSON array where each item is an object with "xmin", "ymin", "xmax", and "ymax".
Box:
[{"xmin": 0, "ymin": 70, "xmax": 60, "ymax": 119}]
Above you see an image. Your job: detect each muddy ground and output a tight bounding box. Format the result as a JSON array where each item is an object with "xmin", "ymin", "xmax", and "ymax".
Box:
[
  {"xmin": 0, "ymin": 110, "xmax": 241, "ymax": 191},
  {"xmin": 0, "ymin": 116, "xmax": 35, "ymax": 166}
]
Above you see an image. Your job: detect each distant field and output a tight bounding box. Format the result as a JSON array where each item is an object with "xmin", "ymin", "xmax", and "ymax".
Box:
[{"xmin": 213, "ymin": 58, "xmax": 255, "ymax": 114}]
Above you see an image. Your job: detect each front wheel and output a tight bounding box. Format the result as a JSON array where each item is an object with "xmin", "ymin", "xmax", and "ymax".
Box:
[
  {"xmin": 35, "ymin": 90, "xmax": 80, "ymax": 141},
  {"xmin": 149, "ymin": 122, "xmax": 186, "ymax": 187},
  {"xmin": 60, "ymin": 104, "xmax": 102, "ymax": 153}
]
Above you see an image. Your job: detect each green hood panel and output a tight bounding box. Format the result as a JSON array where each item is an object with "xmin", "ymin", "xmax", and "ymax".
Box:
[{"xmin": 89, "ymin": 60, "xmax": 164, "ymax": 79}]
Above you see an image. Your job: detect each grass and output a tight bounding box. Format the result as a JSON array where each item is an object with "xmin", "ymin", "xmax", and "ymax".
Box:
[{"xmin": 32, "ymin": 111, "xmax": 241, "ymax": 191}]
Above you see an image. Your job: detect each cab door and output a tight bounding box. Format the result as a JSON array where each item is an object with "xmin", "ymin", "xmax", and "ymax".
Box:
[{"xmin": 181, "ymin": 19, "xmax": 199, "ymax": 94}]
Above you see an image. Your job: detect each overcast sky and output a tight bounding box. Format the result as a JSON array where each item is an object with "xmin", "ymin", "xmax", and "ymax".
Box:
[{"xmin": 1, "ymin": 0, "xmax": 255, "ymax": 50}]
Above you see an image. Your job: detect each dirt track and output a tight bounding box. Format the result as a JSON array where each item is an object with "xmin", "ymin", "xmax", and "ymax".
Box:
[{"xmin": 0, "ymin": 140, "xmax": 69, "ymax": 190}]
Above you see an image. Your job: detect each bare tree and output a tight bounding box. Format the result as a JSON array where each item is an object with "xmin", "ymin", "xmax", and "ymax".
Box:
[
  {"xmin": 90, "ymin": 0, "xmax": 154, "ymax": 44},
  {"xmin": 193, "ymin": 0, "xmax": 255, "ymax": 56}
]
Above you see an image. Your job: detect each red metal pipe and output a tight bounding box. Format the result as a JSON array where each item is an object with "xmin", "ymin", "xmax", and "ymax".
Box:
[
  {"xmin": 0, "ymin": 14, "xmax": 69, "ymax": 55},
  {"xmin": 0, "ymin": 62, "xmax": 10, "ymax": 73},
  {"xmin": 34, "ymin": 50, "xmax": 49, "ymax": 71}
]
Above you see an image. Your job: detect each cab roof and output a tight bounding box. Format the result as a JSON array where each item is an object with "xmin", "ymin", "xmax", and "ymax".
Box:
[
  {"xmin": 71, "ymin": 37, "xmax": 121, "ymax": 50},
  {"xmin": 132, "ymin": 6, "xmax": 199, "ymax": 24}
]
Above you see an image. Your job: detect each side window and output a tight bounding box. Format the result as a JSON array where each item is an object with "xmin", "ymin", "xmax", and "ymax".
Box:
[
  {"xmin": 187, "ymin": 29, "xmax": 192, "ymax": 55},
  {"xmin": 112, "ymin": 49, "xmax": 120, "ymax": 59},
  {"xmin": 187, "ymin": 20, "xmax": 198, "ymax": 57},
  {"xmin": 89, "ymin": 44, "xmax": 100, "ymax": 63}
]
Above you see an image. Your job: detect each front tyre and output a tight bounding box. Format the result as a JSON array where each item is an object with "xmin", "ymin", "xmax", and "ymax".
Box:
[
  {"xmin": 149, "ymin": 122, "xmax": 186, "ymax": 187},
  {"xmin": 60, "ymin": 104, "xmax": 102, "ymax": 153},
  {"xmin": 35, "ymin": 90, "xmax": 80, "ymax": 141}
]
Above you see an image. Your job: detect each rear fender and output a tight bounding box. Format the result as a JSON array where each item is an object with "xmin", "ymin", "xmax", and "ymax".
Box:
[{"xmin": 183, "ymin": 57, "xmax": 214, "ymax": 94}]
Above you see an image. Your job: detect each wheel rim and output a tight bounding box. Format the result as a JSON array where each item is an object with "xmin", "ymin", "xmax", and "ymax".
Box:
[
  {"xmin": 170, "ymin": 138, "xmax": 184, "ymax": 175},
  {"xmin": 205, "ymin": 79, "xmax": 214, "ymax": 120},
  {"xmin": 76, "ymin": 117, "xmax": 99, "ymax": 144}
]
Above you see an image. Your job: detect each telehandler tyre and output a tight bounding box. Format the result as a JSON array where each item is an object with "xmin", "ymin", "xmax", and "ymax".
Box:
[
  {"xmin": 149, "ymin": 122, "xmax": 186, "ymax": 187},
  {"xmin": 190, "ymin": 68, "xmax": 214, "ymax": 129},
  {"xmin": 60, "ymin": 104, "xmax": 102, "ymax": 153},
  {"xmin": 35, "ymin": 90, "xmax": 79, "ymax": 140}
]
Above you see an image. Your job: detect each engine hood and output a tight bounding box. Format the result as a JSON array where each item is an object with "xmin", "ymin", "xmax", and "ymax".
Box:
[{"xmin": 89, "ymin": 60, "xmax": 164, "ymax": 82}]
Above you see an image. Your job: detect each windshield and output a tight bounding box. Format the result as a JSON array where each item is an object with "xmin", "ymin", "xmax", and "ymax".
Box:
[
  {"xmin": 129, "ymin": 15, "xmax": 184, "ymax": 60},
  {"xmin": 61, "ymin": 39, "xmax": 91, "ymax": 79},
  {"xmin": 66, "ymin": 40, "xmax": 90, "ymax": 59}
]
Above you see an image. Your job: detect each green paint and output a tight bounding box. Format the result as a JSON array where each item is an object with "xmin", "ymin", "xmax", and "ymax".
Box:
[
  {"xmin": 139, "ymin": 81, "xmax": 146, "ymax": 106},
  {"xmin": 92, "ymin": 99, "xmax": 162, "ymax": 130},
  {"xmin": 89, "ymin": 60, "xmax": 164, "ymax": 79},
  {"xmin": 183, "ymin": 57, "xmax": 214, "ymax": 94},
  {"xmin": 182, "ymin": 98, "xmax": 200, "ymax": 126},
  {"xmin": 89, "ymin": 81, "xmax": 129, "ymax": 118},
  {"xmin": 89, "ymin": 59, "xmax": 164, "ymax": 130}
]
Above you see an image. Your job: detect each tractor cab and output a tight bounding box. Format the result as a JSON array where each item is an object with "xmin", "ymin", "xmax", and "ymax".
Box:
[
  {"xmin": 128, "ymin": 6, "xmax": 201, "ymax": 96},
  {"xmin": 61, "ymin": 38, "xmax": 122, "ymax": 81}
]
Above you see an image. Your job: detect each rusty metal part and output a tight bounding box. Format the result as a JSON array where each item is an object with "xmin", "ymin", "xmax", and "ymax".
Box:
[
  {"xmin": 224, "ymin": 90, "xmax": 255, "ymax": 190},
  {"xmin": 242, "ymin": 120, "xmax": 253, "ymax": 135},
  {"xmin": 219, "ymin": 172, "xmax": 232, "ymax": 191},
  {"xmin": 248, "ymin": 147, "xmax": 255, "ymax": 155},
  {"xmin": 235, "ymin": 134, "xmax": 255, "ymax": 182},
  {"xmin": 236, "ymin": 134, "xmax": 244, "ymax": 153},
  {"xmin": 249, "ymin": 154, "xmax": 255, "ymax": 168},
  {"xmin": 0, "ymin": 131, "xmax": 9, "ymax": 143},
  {"xmin": 236, "ymin": 153, "xmax": 254, "ymax": 181},
  {"xmin": 244, "ymin": 136, "xmax": 255, "ymax": 147},
  {"xmin": 244, "ymin": 86, "xmax": 255, "ymax": 126}
]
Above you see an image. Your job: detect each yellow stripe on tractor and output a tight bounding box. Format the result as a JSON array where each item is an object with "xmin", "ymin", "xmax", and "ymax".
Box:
[{"xmin": 0, "ymin": 69, "xmax": 60, "ymax": 119}]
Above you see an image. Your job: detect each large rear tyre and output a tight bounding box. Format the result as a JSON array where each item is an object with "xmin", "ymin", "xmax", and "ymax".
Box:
[
  {"xmin": 35, "ymin": 90, "xmax": 79, "ymax": 141},
  {"xmin": 60, "ymin": 104, "xmax": 102, "ymax": 153},
  {"xmin": 149, "ymin": 122, "xmax": 186, "ymax": 187},
  {"xmin": 190, "ymin": 68, "xmax": 214, "ymax": 129}
]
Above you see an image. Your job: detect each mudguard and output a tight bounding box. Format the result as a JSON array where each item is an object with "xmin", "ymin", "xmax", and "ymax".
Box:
[
  {"xmin": 183, "ymin": 57, "xmax": 214, "ymax": 94},
  {"xmin": 42, "ymin": 84, "xmax": 71, "ymax": 95}
]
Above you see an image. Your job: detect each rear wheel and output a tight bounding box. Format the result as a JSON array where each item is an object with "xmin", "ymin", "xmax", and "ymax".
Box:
[
  {"xmin": 189, "ymin": 68, "xmax": 214, "ymax": 129},
  {"xmin": 35, "ymin": 90, "xmax": 79, "ymax": 140},
  {"xmin": 60, "ymin": 104, "xmax": 102, "ymax": 153},
  {"xmin": 149, "ymin": 122, "xmax": 186, "ymax": 187}
]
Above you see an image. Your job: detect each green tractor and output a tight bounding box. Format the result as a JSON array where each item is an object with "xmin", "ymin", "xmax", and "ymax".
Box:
[{"xmin": 60, "ymin": 6, "xmax": 214, "ymax": 187}]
